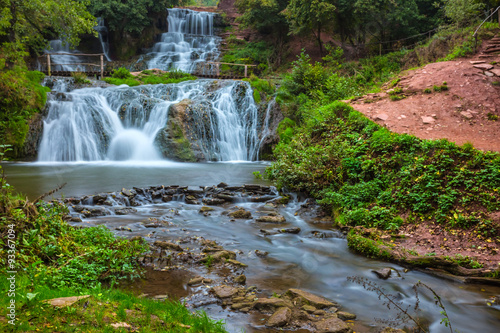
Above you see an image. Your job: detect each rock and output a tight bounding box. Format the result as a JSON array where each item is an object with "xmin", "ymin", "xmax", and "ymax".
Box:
[
  {"xmin": 372, "ymin": 268, "xmax": 392, "ymax": 279},
  {"xmin": 199, "ymin": 206, "xmax": 215, "ymax": 213},
  {"xmin": 202, "ymin": 198, "xmax": 226, "ymax": 205},
  {"xmin": 460, "ymin": 111, "xmax": 474, "ymax": 119},
  {"xmin": 473, "ymin": 64, "xmax": 494, "ymax": 71},
  {"xmin": 152, "ymin": 295, "xmax": 169, "ymax": 300},
  {"xmin": 212, "ymin": 285, "xmax": 240, "ymax": 299},
  {"xmin": 226, "ymin": 259, "xmax": 248, "ymax": 267},
  {"xmin": 302, "ymin": 305, "xmax": 317, "ymax": 313},
  {"xmin": 286, "ymin": 289, "xmax": 335, "ymax": 309},
  {"xmin": 121, "ymin": 188, "xmax": 135, "ymax": 197},
  {"xmin": 130, "ymin": 236, "xmax": 143, "ymax": 242},
  {"xmin": 111, "ymin": 322, "xmax": 132, "ymax": 329},
  {"xmin": 254, "ymin": 298, "xmax": 292, "ymax": 312},
  {"xmin": 255, "ymin": 250, "xmax": 269, "ymax": 257},
  {"xmin": 115, "ymin": 207, "xmax": 137, "ymax": 215},
  {"xmin": 491, "ymin": 69, "xmax": 500, "ymax": 77},
  {"xmin": 153, "ymin": 241, "xmax": 183, "ymax": 251},
  {"xmin": 485, "ymin": 71, "xmax": 495, "ymax": 77},
  {"xmin": 67, "ymin": 216, "xmax": 82, "ymax": 223},
  {"xmin": 256, "ymin": 215, "xmax": 286, "ymax": 223},
  {"xmin": 231, "ymin": 302, "xmax": 254, "ymax": 310},
  {"xmin": 381, "ymin": 328, "xmax": 406, "ymax": 333},
  {"xmin": 421, "ymin": 116, "xmax": 435, "ymax": 124},
  {"xmin": 314, "ymin": 317, "xmax": 351, "ymax": 333},
  {"xmin": 162, "ymin": 195, "xmax": 173, "ymax": 202},
  {"xmin": 250, "ymin": 195, "xmax": 276, "ymax": 202},
  {"xmin": 234, "ymin": 274, "xmax": 246, "ymax": 284},
  {"xmin": 337, "ymin": 311, "xmax": 356, "ymax": 320},
  {"xmin": 470, "ymin": 61, "xmax": 485, "ymax": 64},
  {"xmin": 375, "ymin": 113, "xmax": 389, "ymax": 121},
  {"xmin": 92, "ymin": 193, "xmax": 108, "ymax": 204},
  {"xmin": 211, "ymin": 250, "xmax": 236, "ymax": 261},
  {"xmin": 82, "ymin": 207, "xmax": 109, "ymax": 217},
  {"xmin": 228, "ymin": 209, "xmax": 252, "ymax": 219},
  {"xmin": 267, "ymin": 307, "xmax": 291, "ymax": 327},
  {"xmin": 43, "ymin": 295, "xmax": 90, "ymax": 307},
  {"xmin": 188, "ymin": 277, "xmax": 213, "ymax": 286},
  {"xmin": 217, "ymin": 182, "xmax": 228, "ymax": 188}
]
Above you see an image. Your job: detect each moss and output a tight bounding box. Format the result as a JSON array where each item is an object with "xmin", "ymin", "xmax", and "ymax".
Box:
[
  {"xmin": 347, "ymin": 230, "xmax": 393, "ymax": 260},
  {"xmin": 170, "ymin": 122, "xmax": 196, "ymax": 162}
]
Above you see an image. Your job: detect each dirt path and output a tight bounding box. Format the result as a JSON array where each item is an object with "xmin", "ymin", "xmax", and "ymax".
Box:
[{"xmin": 351, "ymin": 38, "xmax": 500, "ymax": 153}]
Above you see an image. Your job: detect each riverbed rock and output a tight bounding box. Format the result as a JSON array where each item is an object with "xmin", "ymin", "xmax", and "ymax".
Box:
[
  {"xmin": 199, "ymin": 206, "xmax": 215, "ymax": 213},
  {"xmin": 337, "ymin": 311, "xmax": 356, "ymax": 320},
  {"xmin": 254, "ymin": 298, "xmax": 292, "ymax": 312},
  {"xmin": 255, "ymin": 250, "xmax": 269, "ymax": 257},
  {"xmin": 228, "ymin": 209, "xmax": 252, "ymax": 219},
  {"xmin": 302, "ymin": 305, "xmax": 317, "ymax": 313},
  {"xmin": 115, "ymin": 207, "xmax": 137, "ymax": 215},
  {"xmin": 372, "ymin": 268, "xmax": 392, "ymax": 279},
  {"xmin": 314, "ymin": 317, "xmax": 351, "ymax": 333},
  {"xmin": 153, "ymin": 241, "xmax": 183, "ymax": 252},
  {"xmin": 121, "ymin": 188, "xmax": 136, "ymax": 197},
  {"xmin": 82, "ymin": 207, "xmax": 109, "ymax": 217},
  {"xmin": 267, "ymin": 307, "xmax": 291, "ymax": 327},
  {"xmin": 234, "ymin": 274, "xmax": 246, "ymax": 284},
  {"xmin": 381, "ymin": 328, "xmax": 405, "ymax": 333},
  {"xmin": 256, "ymin": 215, "xmax": 286, "ymax": 223},
  {"xmin": 202, "ymin": 198, "xmax": 226, "ymax": 205},
  {"xmin": 212, "ymin": 285, "xmax": 240, "ymax": 299},
  {"xmin": 286, "ymin": 289, "xmax": 335, "ymax": 309},
  {"xmin": 211, "ymin": 250, "xmax": 237, "ymax": 262},
  {"xmin": 188, "ymin": 277, "xmax": 213, "ymax": 286},
  {"xmin": 227, "ymin": 259, "xmax": 248, "ymax": 267}
]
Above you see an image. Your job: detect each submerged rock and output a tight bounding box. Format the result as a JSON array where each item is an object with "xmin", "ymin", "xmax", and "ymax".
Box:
[
  {"xmin": 153, "ymin": 241, "xmax": 183, "ymax": 252},
  {"xmin": 228, "ymin": 209, "xmax": 252, "ymax": 219}
]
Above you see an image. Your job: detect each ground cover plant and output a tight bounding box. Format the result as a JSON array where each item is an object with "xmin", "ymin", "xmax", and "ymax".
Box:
[{"xmin": 104, "ymin": 68, "xmax": 196, "ymax": 87}]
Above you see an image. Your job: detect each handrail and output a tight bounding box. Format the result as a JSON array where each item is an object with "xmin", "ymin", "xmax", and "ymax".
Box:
[
  {"xmin": 38, "ymin": 53, "xmax": 105, "ymax": 57},
  {"xmin": 474, "ymin": 6, "xmax": 500, "ymax": 37}
]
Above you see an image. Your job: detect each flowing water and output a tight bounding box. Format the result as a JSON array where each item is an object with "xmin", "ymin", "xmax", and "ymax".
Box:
[
  {"xmin": 44, "ymin": 40, "xmax": 84, "ymax": 71},
  {"xmin": 38, "ymin": 79, "xmax": 261, "ymax": 162},
  {"xmin": 147, "ymin": 8, "xmax": 220, "ymax": 73},
  {"xmin": 96, "ymin": 17, "xmax": 111, "ymax": 61}
]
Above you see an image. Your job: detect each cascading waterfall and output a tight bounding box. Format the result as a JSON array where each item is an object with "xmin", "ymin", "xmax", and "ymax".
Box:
[
  {"xmin": 147, "ymin": 8, "xmax": 220, "ymax": 73},
  {"xmin": 44, "ymin": 40, "xmax": 83, "ymax": 71},
  {"xmin": 95, "ymin": 17, "xmax": 111, "ymax": 61},
  {"xmin": 38, "ymin": 80, "xmax": 261, "ymax": 162}
]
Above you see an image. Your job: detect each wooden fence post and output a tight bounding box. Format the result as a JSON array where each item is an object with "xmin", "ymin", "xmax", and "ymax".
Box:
[
  {"xmin": 100, "ymin": 54, "xmax": 104, "ymax": 78},
  {"xmin": 379, "ymin": 43, "xmax": 382, "ymax": 56},
  {"xmin": 47, "ymin": 54, "xmax": 51, "ymax": 76},
  {"xmin": 244, "ymin": 65, "xmax": 248, "ymax": 78},
  {"xmin": 216, "ymin": 63, "xmax": 220, "ymax": 77}
]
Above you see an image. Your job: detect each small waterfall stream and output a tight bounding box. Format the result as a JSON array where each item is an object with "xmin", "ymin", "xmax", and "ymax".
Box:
[{"xmin": 147, "ymin": 8, "xmax": 220, "ymax": 73}]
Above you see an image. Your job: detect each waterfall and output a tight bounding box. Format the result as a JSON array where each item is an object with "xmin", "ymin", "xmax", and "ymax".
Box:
[
  {"xmin": 38, "ymin": 80, "xmax": 261, "ymax": 162},
  {"xmin": 147, "ymin": 8, "xmax": 220, "ymax": 73},
  {"xmin": 95, "ymin": 17, "xmax": 111, "ymax": 61},
  {"xmin": 44, "ymin": 40, "xmax": 83, "ymax": 71}
]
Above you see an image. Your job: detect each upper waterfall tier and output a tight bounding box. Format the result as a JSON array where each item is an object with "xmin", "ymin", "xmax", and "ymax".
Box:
[
  {"xmin": 147, "ymin": 8, "xmax": 220, "ymax": 73},
  {"xmin": 38, "ymin": 80, "xmax": 262, "ymax": 162}
]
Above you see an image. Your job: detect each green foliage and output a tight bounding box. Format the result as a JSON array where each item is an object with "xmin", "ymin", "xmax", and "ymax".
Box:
[
  {"xmin": 277, "ymin": 118, "xmax": 296, "ymax": 144},
  {"xmin": 487, "ymin": 113, "xmax": 498, "ymax": 121},
  {"xmin": 253, "ymin": 171, "xmax": 263, "ymax": 179},
  {"xmin": 235, "ymin": 0, "xmax": 289, "ymax": 35},
  {"xmin": 221, "ymin": 39, "xmax": 273, "ymax": 74},
  {"xmin": 112, "ymin": 67, "xmax": 132, "ymax": 79},
  {"xmin": 71, "ymin": 72, "xmax": 91, "ymax": 84},
  {"xmin": 443, "ymin": 0, "xmax": 486, "ymax": 27},
  {"xmin": 86, "ymin": 0, "xmax": 181, "ymax": 35},
  {"xmin": 0, "ymin": 68, "xmax": 50, "ymax": 155},
  {"xmin": 268, "ymin": 102, "xmax": 500, "ymax": 234}
]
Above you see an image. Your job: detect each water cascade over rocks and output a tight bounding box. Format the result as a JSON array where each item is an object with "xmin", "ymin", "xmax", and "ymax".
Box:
[
  {"xmin": 38, "ymin": 80, "xmax": 262, "ymax": 162},
  {"xmin": 147, "ymin": 8, "xmax": 220, "ymax": 73}
]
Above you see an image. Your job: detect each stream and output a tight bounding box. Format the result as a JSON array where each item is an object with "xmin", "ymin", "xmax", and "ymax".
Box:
[{"xmin": 3, "ymin": 162, "xmax": 500, "ymax": 333}]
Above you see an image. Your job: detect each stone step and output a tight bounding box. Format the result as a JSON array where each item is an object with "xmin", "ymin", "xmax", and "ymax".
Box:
[{"xmin": 484, "ymin": 47, "xmax": 500, "ymax": 54}]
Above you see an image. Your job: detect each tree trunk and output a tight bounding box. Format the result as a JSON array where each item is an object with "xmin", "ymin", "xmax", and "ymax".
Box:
[{"xmin": 317, "ymin": 23, "xmax": 323, "ymax": 56}]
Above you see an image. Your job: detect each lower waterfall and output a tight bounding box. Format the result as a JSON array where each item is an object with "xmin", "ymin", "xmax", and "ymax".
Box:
[{"xmin": 38, "ymin": 80, "xmax": 262, "ymax": 162}]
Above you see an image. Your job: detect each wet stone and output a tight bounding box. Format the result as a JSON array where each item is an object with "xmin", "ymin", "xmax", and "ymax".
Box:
[
  {"xmin": 286, "ymin": 289, "xmax": 335, "ymax": 309},
  {"xmin": 153, "ymin": 241, "xmax": 183, "ymax": 252},
  {"xmin": 254, "ymin": 298, "xmax": 291, "ymax": 312},
  {"xmin": 314, "ymin": 317, "xmax": 351, "ymax": 333},
  {"xmin": 267, "ymin": 307, "xmax": 291, "ymax": 327},
  {"xmin": 226, "ymin": 259, "xmax": 248, "ymax": 267},
  {"xmin": 228, "ymin": 209, "xmax": 252, "ymax": 219},
  {"xmin": 337, "ymin": 311, "xmax": 356, "ymax": 320},
  {"xmin": 115, "ymin": 207, "xmax": 137, "ymax": 215},
  {"xmin": 212, "ymin": 285, "xmax": 240, "ymax": 299},
  {"xmin": 234, "ymin": 274, "xmax": 246, "ymax": 284},
  {"xmin": 255, "ymin": 250, "xmax": 269, "ymax": 257},
  {"xmin": 199, "ymin": 206, "xmax": 215, "ymax": 213},
  {"xmin": 187, "ymin": 277, "xmax": 213, "ymax": 286},
  {"xmin": 256, "ymin": 215, "xmax": 286, "ymax": 223},
  {"xmin": 202, "ymin": 198, "xmax": 226, "ymax": 205}
]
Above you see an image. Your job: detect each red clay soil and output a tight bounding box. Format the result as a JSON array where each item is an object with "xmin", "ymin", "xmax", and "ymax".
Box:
[{"xmin": 351, "ymin": 41, "xmax": 500, "ymax": 153}]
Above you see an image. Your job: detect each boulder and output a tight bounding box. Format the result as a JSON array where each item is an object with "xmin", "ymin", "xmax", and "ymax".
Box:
[
  {"xmin": 256, "ymin": 215, "xmax": 286, "ymax": 223},
  {"xmin": 234, "ymin": 274, "xmax": 246, "ymax": 284},
  {"xmin": 199, "ymin": 206, "xmax": 215, "ymax": 213},
  {"xmin": 228, "ymin": 209, "xmax": 252, "ymax": 219},
  {"xmin": 115, "ymin": 207, "xmax": 137, "ymax": 215},
  {"xmin": 286, "ymin": 289, "xmax": 335, "ymax": 309},
  {"xmin": 254, "ymin": 298, "xmax": 292, "ymax": 312},
  {"xmin": 153, "ymin": 241, "xmax": 183, "ymax": 252},
  {"xmin": 267, "ymin": 307, "xmax": 291, "ymax": 327},
  {"xmin": 372, "ymin": 268, "xmax": 392, "ymax": 279},
  {"xmin": 337, "ymin": 311, "xmax": 356, "ymax": 320},
  {"xmin": 212, "ymin": 285, "xmax": 240, "ymax": 299},
  {"xmin": 314, "ymin": 317, "xmax": 351, "ymax": 333}
]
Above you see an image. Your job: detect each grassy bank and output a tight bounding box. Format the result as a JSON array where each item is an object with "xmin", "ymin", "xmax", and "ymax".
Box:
[
  {"xmin": 0, "ymin": 167, "xmax": 227, "ymax": 331},
  {"xmin": 104, "ymin": 68, "xmax": 196, "ymax": 87}
]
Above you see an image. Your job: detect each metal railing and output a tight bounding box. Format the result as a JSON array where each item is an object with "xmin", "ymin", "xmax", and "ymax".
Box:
[{"xmin": 474, "ymin": 6, "xmax": 500, "ymax": 50}]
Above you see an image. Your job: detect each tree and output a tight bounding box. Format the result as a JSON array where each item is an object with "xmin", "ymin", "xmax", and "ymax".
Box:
[
  {"xmin": 443, "ymin": 0, "xmax": 486, "ymax": 27},
  {"xmin": 236, "ymin": 0, "xmax": 289, "ymax": 35},
  {"xmin": 0, "ymin": 0, "xmax": 96, "ymax": 65},
  {"xmin": 86, "ymin": 0, "xmax": 182, "ymax": 35},
  {"xmin": 283, "ymin": 0, "xmax": 337, "ymax": 55}
]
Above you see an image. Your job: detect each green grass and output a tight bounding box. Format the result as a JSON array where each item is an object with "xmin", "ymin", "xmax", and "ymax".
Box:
[
  {"xmin": 104, "ymin": 68, "xmax": 196, "ymax": 87},
  {"xmin": 0, "ymin": 275, "xmax": 227, "ymax": 332}
]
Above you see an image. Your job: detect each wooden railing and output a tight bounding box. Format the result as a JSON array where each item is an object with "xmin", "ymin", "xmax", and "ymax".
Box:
[
  {"xmin": 39, "ymin": 53, "xmax": 106, "ymax": 77},
  {"xmin": 203, "ymin": 62, "xmax": 257, "ymax": 78}
]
